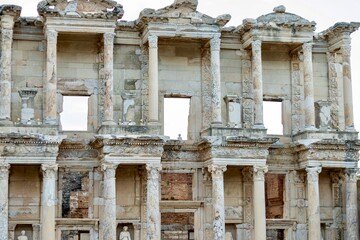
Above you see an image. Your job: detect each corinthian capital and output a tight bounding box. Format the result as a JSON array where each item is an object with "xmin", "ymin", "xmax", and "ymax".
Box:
[
  {"xmin": 210, "ymin": 36, "xmax": 221, "ymax": 51},
  {"xmin": 46, "ymin": 30, "xmax": 58, "ymax": 43},
  {"xmin": 146, "ymin": 163, "xmax": 162, "ymax": 180},
  {"xmin": 148, "ymin": 35, "xmax": 158, "ymax": 49},
  {"xmin": 302, "ymin": 42, "xmax": 313, "ymax": 53},
  {"xmin": 101, "ymin": 162, "xmax": 118, "ymax": 179},
  {"xmin": 0, "ymin": 163, "xmax": 10, "ymax": 180},
  {"xmin": 345, "ymin": 168, "xmax": 358, "ymax": 183},
  {"xmin": 253, "ymin": 165, "xmax": 268, "ymax": 181},
  {"xmin": 208, "ymin": 164, "xmax": 227, "ymax": 178},
  {"xmin": 41, "ymin": 164, "xmax": 58, "ymax": 179},
  {"xmin": 306, "ymin": 166, "xmax": 322, "ymax": 182},
  {"xmin": 252, "ymin": 39, "xmax": 262, "ymax": 51},
  {"xmin": 104, "ymin": 32, "xmax": 115, "ymax": 46}
]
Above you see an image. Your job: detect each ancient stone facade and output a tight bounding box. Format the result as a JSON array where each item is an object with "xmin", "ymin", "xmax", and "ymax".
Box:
[{"xmin": 0, "ymin": 1, "xmax": 359, "ymax": 240}]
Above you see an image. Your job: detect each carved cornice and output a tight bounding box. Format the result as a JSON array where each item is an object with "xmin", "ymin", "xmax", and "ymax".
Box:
[{"xmin": 321, "ymin": 22, "xmax": 360, "ymax": 40}]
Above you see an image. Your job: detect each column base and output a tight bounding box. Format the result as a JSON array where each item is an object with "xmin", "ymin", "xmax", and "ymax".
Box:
[
  {"xmin": 253, "ymin": 123, "xmax": 265, "ymax": 129},
  {"xmin": 345, "ymin": 126, "xmax": 356, "ymax": 132},
  {"xmin": 211, "ymin": 122, "xmax": 223, "ymax": 127},
  {"xmin": 305, "ymin": 125, "xmax": 318, "ymax": 131},
  {"xmin": 0, "ymin": 119, "xmax": 13, "ymax": 126},
  {"xmin": 102, "ymin": 120, "xmax": 116, "ymax": 126}
]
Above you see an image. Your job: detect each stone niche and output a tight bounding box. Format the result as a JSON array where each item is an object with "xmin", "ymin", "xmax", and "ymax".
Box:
[
  {"xmin": 15, "ymin": 224, "xmax": 33, "ymax": 240},
  {"xmin": 116, "ymin": 224, "xmax": 134, "ymax": 240},
  {"xmin": 265, "ymin": 174, "xmax": 285, "ymax": 219},
  {"xmin": 61, "ymin": 171, "xmax": 90, "ymax": 218},
  {"xmin": 161, "ymin": 173, "xmax": 193, "ymax": 200}
]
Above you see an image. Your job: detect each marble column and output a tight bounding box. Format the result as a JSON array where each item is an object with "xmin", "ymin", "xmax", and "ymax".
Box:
[
  {"xmin": 101, "ymin": 163, "xmax": 117, "ymax": 240},
  {"xmin": 210, "ymin": 36, "xmax": 222, "ymax": 125},
  {"xmin": 102, "ymin": 32, "xmax": 116, "ymax": 125},
  {"xmin": 148, "ymin": 35, "xmax": 159, "ymax": 123},
  {"xmin": 44, "ymin": 30, "xmax": 58, "ymax": 125},
  {"xmin": 0, "ymin": 163, "xmax": 10, "ymax": 240},
  {"xmin": 345, "ymin": 168, "xmax": 359, "ymax": 239},
  {"xmin": 208, "ymin": 164, "xmax": 227, "ymax": 240},
  {"xmin": 303, "ymin": 43, "xmax": 316, "ymax": 130},
  {"xmin": 252, "ymin": 40, "xmax": 264, "ymax": 128},
  {"xmin": 0, "ymin": 15, "xmax": 15, "ymax": 124},
  {"xmin": 341, "ymin": 44, "xmax": 355, "ymax": 130},
  {"xmin": 306, "ymin": 166, "xmax": 322, "ymax": 240},
  {"xmin": 41, "ymin": 164, "xmax": 58, "ymax": 240},
  {"xmin": 133, "ymin": 223, "xmax": 141, "ymax": 240},
  {"xmin": 146, "ymin": 163, "xmax": 162, "ymax": 240},
  {"xmin": 253, "ymin": 165, "xmax": 268, "ymax": 240}
]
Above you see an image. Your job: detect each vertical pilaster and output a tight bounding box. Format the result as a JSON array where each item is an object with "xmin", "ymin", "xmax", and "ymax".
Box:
[
  {"xmin": 44, "ymin": 30, "xmax": 58, "ymax": 125},
  {"xmin": 133, "ymin": 223, "xmax": 141, "ymax": 240},
  {"xmin": 253, "ymin": 165, "xmax": 268, "ymax": 240},
  {"xmin": 146, "ymin": 163, "xmax": 162, "ymax": 240},
  {"xmin": 0, "ymin": 163, "xmax": 10, "ymax": 240},
  {"xmin": 306, "ymin": 166, "xmax": 322, "ymax": 240},
  {"xmin": 101, "ymin": 163, "xmax": 117, "ymax": 240},
  {"xmin": 32, "ymin": 224, "xmax": 41, "ymax": 240},
  {"xmin": 41, "ymin": 164, "xmax": 58, "ymax": 240},
  {"xmin": 252, "ymin": 40, "xmax": 264, "ymax": 127},
  {"xmin": 210, "ymin": 36, "xmax": 222, "ymax": 125},
  {"xmin": 148, "ymin": 35, "xmax": 159, "ymax": 123},
  {"xmin": 208, "ymin": 164, "xmax": 227, "ymax": 240},
  {"xmin": 345, "ymin": 168, "xmax": 359, "ymax": 239},
  {"xmin": 341, "ymin": 44, "xmax": 354, "ymax": 130},
  {"xmin": 0, "ymin": 15, "xmax": 15, "ymax": 124},
  {"xmin": 302, "ymin": 43, "xmax": 316, "ymax": 130},
  {"xmin": 102, "ymin": 32, "xmax": 116, "ymax": 125}
]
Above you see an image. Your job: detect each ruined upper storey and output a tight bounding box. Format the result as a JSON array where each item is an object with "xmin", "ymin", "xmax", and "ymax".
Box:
[{"xmin": 0, "ymin": 1, "xmax": 359, "ymax": 142}]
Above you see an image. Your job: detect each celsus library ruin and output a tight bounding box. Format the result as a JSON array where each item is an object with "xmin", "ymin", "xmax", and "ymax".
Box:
[{"xmin": 0, "ymin": 0, "xmax": 359, "ymax": 239}]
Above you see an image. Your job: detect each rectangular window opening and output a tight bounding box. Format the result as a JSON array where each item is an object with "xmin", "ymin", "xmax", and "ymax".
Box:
[
  {"xmin": 60, "ymin": 96, "xmax": 89, "ymax": 131},
  {"xmin": 264, "ymin": 101, "xmax": 283, "ymax": 135},
  {"xmin": 164, "ymin": 98, "xmax": 190, "ymax": 140}
]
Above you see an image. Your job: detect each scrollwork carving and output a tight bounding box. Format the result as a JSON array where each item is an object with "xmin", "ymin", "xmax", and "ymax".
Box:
[
  {"xmin": 253, "ymin": 165, "xmax": 268, "ymax": 181},
  {"xmin": 208, "ymin": 164, "xmax": 227, "ymax": 179},
  {"xmin": 305, "ymin": 166, "xmax": 321, "ymax": 183},
  {"xmin": 41, "ymin": 164, "xmax": 58, "ymax": 179}
]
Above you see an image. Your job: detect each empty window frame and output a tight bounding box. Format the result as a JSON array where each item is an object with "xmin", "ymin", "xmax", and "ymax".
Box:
[
  {"xmin": 164, "ymin": 98, "xmax": 190, "ymax": 140},
  {"xmin": 263, "ymin": 101, "xmax": 283, "ymax": 135},
  {"xmin": 60, "ymin": 96, "xmax": 89, "ymax": 131}
]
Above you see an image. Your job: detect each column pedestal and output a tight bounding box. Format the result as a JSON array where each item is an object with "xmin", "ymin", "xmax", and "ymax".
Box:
[
  {"xmin": 146, "ymin": 164, "xmax": 162, "ymax": 240},
  {"xmin": 306, "ymin": 166, "xmax": 322, "ymax": 240},
  {"xmin": 101, "ymin": 163, "xmax": 117, "ymax": 240},
  {"xmin": 41, "ymin": 164, "xmax": 58, "ymax": 240},
  {"xmin": 208, "ymin": 164, "xmax": 227, "ymax": 240},
  {"xmin": 253, "ymin": 165, "xmax": 268, "ymax": 240}
]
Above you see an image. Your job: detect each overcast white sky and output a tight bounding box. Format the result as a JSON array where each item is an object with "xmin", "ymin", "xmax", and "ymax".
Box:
[{"xmin": 2, "ymin": 0, "xmax": 360, "ymax": 135}]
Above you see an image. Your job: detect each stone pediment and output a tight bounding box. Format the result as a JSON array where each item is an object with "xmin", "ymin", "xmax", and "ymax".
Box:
[
  {"xmin": 237, "ymin": 5, "xmax": 316, "ymax": 34},
  {"xmin": 37, "ymin": 0, "xmax": 123, "ymax": 19},
  {"xmin": 136, "ymin": 0, "xmax": 230, "ymax": 29}
]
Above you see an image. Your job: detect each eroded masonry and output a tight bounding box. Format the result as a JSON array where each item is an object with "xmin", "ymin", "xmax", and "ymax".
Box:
[{"xmin": 0, "ymin": 1, "xmax": 359, "ymax": 240}]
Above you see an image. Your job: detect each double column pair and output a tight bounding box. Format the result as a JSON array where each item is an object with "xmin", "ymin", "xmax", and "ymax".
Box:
[
  {"xmin": 0, "ymin": 163, "xmax": 58, "ymax": 240},
  {"xmin": 101, "ymin": 163, "xmax": 162, "ymax": 240},
  {"xmin": 306, "ymin": 166, "xmax": 359, "ymax": 240},
  {"xmin": 208, "ymin": 164, "xmax": 268, "ymax": 240}
]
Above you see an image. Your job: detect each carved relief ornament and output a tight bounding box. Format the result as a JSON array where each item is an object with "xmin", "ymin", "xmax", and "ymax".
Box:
[
  {"xmin": 101, "ymin": 162, "xmax": 117, "ymax": 179},
  {"xmin": 148, "ymin": 35, "xmax": 158, "ymax": 49},
  {"xmin": 0, "ymin": 163, "xmax": 10, "ymax": 180},
  {"xmin": 146, "ymin": 164, "xmax": 162, "ymax": 180},
  {"xmin": 104, "ymin": 32, "xmax": 115, "ymax": 46},
  {"xmin": 1, "ymin": 29, "xmax": 13, "ymax": 41},
  {"xmin": 208, "ymin": 164, "xmax": 227, "ymax": 178},
  {"xmin": 345, "ymin": 168, "xmax": 358, "ymax": 183},
  {"xmin": 253, "ymin": 165, "xmax": 268, "ymax": 181}
]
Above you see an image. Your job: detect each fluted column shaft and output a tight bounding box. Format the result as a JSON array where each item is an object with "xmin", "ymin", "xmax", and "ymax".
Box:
[
  {"xmin": 253, "ymin": 165, "xmax": 268, "ymax": 240},
  {"xmin": 101, "ymin": 163, "xmax": 117, "ymax": 240},
  {"xmin": 341, "ymin": 44, "xmax": 354, "ymax": 130},
  {"xmin": 0, "ymin": 164, "xmax": 10, "ymax": 240},
  {"xmin": 146, "ymin": 164, "xmax": 162, "ymax": 240},
  {"xmin": 210, "ymin": 36, "xmax": 222, "ymax": 125},
  {"xmin": 209, "ymin": 164, "xmax": 227, "ymax": 240},
  {"xmin": 102, "ymin": 33, "xmax": 116, "ymax": 125},
  {"xmin": 44, "ymin": 30, "xmax": 58, "ymax": 125},
  {"xmin": 345, "ymin": 168, "xmax": 359, "ymax": 239},
  {"xmin": 303, "ymin": 43, "xmax": 316, "ymax": 129},
  {"xmin": 306, "ymin": 166, "xmax": 322, "ymax": 240},
  {"xmin": 41, "ymin": 164, "xmax": 58, "ymax": 240},
  {"xmin": 148, "ymin": 35, "xmax": 159, "ymax": 123},
  {"xmin": 0, "ymin": 15, "xmax": 15, "ymax": 123},
  {"xmin": 252, "ymin": 40, "xmax": 264, "ymax": 127}
]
